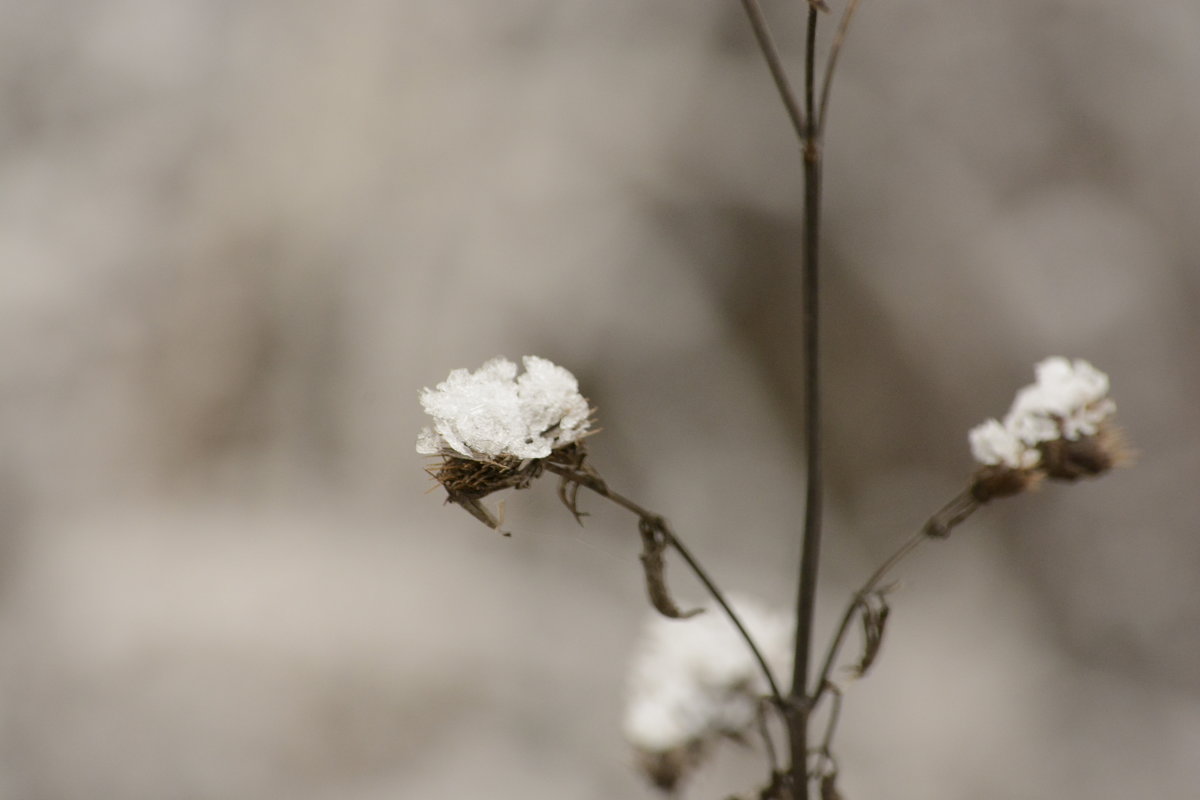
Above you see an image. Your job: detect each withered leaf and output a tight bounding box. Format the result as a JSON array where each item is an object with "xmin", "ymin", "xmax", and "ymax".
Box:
[
  {"xmin": 849, "ymin": 593, "xmax": 890, "ymax": 678},
  {"xmin": 639, "ymin": 518, "xmax": 702, "ymax": 619}
]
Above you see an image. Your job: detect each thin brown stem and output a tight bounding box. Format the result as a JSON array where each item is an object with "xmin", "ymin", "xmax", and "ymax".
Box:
[
  {"xmin": 816, "ymin": 0, "xmax": 863, "ymax": 136},
  {"xmin": 543, "ymin": 462, "xmax": 787, "ymax": 707},
  {"xmin": 756, "ymin": 697, "xmax": 782, "ymax": 776},
  {"xmin": 816, "ymin": 682, "xmax": 843, "ymax": 759},
  {"xmin": 739, "ymin": 0, "xmax": 808, "ymax": 144},
  {"xmin": 792, "ymin": 8, "xmax": 824, "ymax": 706},
  {"xmin": 788, "ymin": 6, "xmax": 824, "ymax": 800}
]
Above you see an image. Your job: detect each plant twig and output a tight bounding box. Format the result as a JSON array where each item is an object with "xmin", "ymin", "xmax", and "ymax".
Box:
[
  {"xmin": 543, "ymin": 461, "xmax": 787, "ymax": 707},
  {"xmin": 739, "ymin": 0, "xmax": 808, "ymax": 144},
  {"xmin": 816, "ymin": 0, "xmax": 863, "ymax": 136},
  {"xmin": 789, "ymin": 5, "xmax": 826, "ymax": 799},
  {"xmin": 736, "ymin": 3, "xmax": 826, "ymax": 796},
  {"xmin": 756, "ymin": 696, "xmax": 783, "ymax": 777},
  {"xmin": 815, "ymin": 681, "xmax": 843, "ymax": 763},
  {"xmin": 809, "ymin": 490, "xmax": 981, "ymax": 712}
]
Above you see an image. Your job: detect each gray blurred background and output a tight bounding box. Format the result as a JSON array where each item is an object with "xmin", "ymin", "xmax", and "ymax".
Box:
[{"xmin": 1, "ymin": 1, "xmax": 1197, "ymax": 798}]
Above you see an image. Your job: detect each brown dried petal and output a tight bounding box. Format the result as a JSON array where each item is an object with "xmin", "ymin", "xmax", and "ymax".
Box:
[
  {"xmin": 426, "ymin": 454, "xmax": 545, "ymax": 534},
  {"xmin": 447, "ymin": 492, "xmax": 507, "ymax": 534},
  {"xmin": 1039, "ymin": 424, "xmax": 1130, "ymax": 481}
]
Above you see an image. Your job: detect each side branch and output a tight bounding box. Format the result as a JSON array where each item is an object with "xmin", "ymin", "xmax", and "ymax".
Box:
[
  {"xmin": 816, "ymin": 0, "xmax": 863, "ymax": 135},
  {"xmin": 810, "ymin": 490, "xmax": 981, "ymax": 710},
  {"xmin": 739, "ymin": 0, "xmax": 808, "ymax": 146}
]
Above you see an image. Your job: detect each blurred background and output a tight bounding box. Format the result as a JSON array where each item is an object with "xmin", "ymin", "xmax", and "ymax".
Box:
[{"xmin": 1, "ymin": 1, "xmax": 1197, "ymax": 798}]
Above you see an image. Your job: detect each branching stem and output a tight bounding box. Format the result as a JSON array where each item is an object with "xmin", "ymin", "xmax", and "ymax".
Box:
[
  {"xmin": 736, "ymin": 2, "xmax": 871, "ymax": 795},
  {"xmin": 739, "ymin": 0, "xmax": 807, "ymax": 145},
  {"xmin": 809, "ymin": 491, "xmax": 981, "ymax": 712}
]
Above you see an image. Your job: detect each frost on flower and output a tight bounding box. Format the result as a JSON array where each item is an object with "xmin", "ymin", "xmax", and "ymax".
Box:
[
  {"xmin": 969, "ymin": 418, "xmax": 1039, "ymax": 470},
  {"xmin": 417, "ymin": 356, "xmax": 594, "ymax": 531},
  {"xmin": 968, "ymin": 357, "xmax": 1124, "ymax": 499},
  {"xmin": 1007, "ymin": 357, "xmax": 1114, "ymax": 443},
  {"xmin": 417, "ymin": 356, "xmax": 591, "ymax": 460},
  {"xmin": 623, "ymin": 595, "xmax": 792, "ymax": 790}
]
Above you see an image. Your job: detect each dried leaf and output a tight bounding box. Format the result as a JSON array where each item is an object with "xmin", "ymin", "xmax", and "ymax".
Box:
[
  {"xmin": 639, "ymin": 518, "xmax": 702, "ymax": 619},
  {"xmin": 557, "ymin": 476, "xmax": 586, "ymax": 525},
  {"xmin": 548, "ymin": 442, "xmax": 604, "ymax": 525},
  {"xmin": 848, "ymin": 593, "xmax": 890, "ymax": 677},
  {"xmin": 447, "ymin": 492, "xmax": 510, "ymax": 536}
]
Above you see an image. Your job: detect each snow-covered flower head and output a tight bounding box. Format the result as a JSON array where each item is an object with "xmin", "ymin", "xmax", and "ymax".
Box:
[
  {"xmin": 418, "ymin": 356, "xmax": 594, "ymax": 531},
  {"xmin": 417, "ymin": 356, "xmax": 591, "ymax": 461},
  {"xmin": 968, "ymin": 357, "xmax": 1123, "ymax": 499},
  {"xmin": 1005, "ymin": 357, "xmax": 1114, "ymax": 446},
  {"xmin": 968, "ymin": 418, "xmax": 1040, "ymax": 471},
  {"xmin": 623, "ymin": 595, "xmax": 792, "ymax": 789}
]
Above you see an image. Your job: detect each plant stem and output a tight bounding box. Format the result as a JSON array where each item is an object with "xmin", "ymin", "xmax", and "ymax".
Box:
[
  {"xmin": 739, "ymin": 0, "xmax": 807, "ymax": 146},
  {"xmin": 788, "ymin": 5, "xmax": 824, "ymax": 798},
  {"xmin": 816, "ymin": 0, "xmax": 863, "ymax": 136},
  {"xmin": 543, "ymin": 462, "xmax": 786, "ymax": 707},
  {"xmin": 809, "ymin": 490, "xmax": 980, "ymax": 712},
  {"xmin": 736, "ymin": 3, "xmax": 825, "ymax": 795},
  {"xmin": 737, "ymin": 0, "xmax": 872, "ymax": 792}
]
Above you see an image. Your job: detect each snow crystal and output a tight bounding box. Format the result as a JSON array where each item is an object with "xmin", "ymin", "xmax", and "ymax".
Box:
[
  {"xmin": 416, "ymin": 356, "xmax": 591, "ymax": 460},
  {"xmin": 969, "ymin": 418, "xmax": 1039, "ymax": 470},
  {"xmin": 968, "ymin": 357, "xmax": 1115, "ymax": 469}
]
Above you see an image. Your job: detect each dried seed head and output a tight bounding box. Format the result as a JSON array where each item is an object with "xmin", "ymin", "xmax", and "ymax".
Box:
[
  {"xmin": 417, "ymin": 356, "xmax": 596, "ymax": 530},
  {"xmin": 966, "ymin": 357, "xmax": 1125, "ymax": 499},
  {"xmin": 969, "ymin": 464, "xmax": 1043, "ymax": 503},
  {"xmin": 1038, "ymin": 422, "xmax": 1131, "ymax": 481}
]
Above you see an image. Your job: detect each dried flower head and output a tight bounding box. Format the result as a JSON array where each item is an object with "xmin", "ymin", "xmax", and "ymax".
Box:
[
  {"xmin": 623, "ymin": 595, "xmax": 792, "ymax": 790},
  {"xmin": 968, "ymin": 357, "xmax": 1124, "ymax": 501},
  {"xmin": 417, "ymin": 356, "xmax": 594, "ymax": 530}
]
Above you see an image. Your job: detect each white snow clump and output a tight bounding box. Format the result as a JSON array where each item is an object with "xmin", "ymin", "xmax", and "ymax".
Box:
[
  {"xmin": 969, "ymin": 357, "xmax": 1115, "ymax": 469},
  {"xmin": 623, "ymin": 595, "xmax": 792, "ymax": 754},
  {"xmin": 416, "ymin": 356, "xmax": 591, "ymax": 460}
]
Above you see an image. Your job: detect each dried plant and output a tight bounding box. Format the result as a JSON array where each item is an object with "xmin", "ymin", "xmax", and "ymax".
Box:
[{"xmin": 417, "ymin": 5, "xmax": 1128, "ymax": 798}]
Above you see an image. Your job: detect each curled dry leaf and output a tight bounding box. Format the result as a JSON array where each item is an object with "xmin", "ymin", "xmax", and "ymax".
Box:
[
  {"xmin": 639, "ymin": 518, "xmax": 703, "ymax": 619},
  {"xmin": 848, "ymin": 592, "xmax": 890, "ymax": 678}
]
